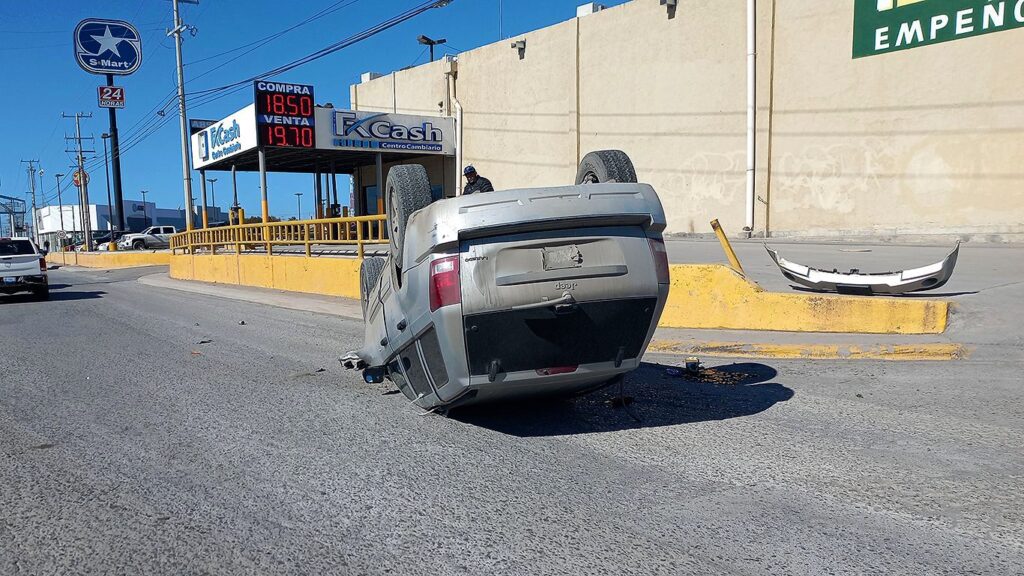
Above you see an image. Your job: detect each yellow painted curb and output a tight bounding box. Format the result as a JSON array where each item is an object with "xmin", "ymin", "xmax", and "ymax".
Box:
[
  {"xmin": 47, "ymin": 251, "xmax": 170, "ymax": 269},
  {"xmin": 164, "ymin": 256, "xmax": 949, "ymax": 336},
  {"xmin": 663, "ymin": 264, "xmax": 949, "ymax": 335},
  {"xmin": 169, "ymin": 253, "xmax": 361, "ymax": 299},
  {"xmin": 649, "ymin": 340, "xmax": 968, "ymax": 361}
]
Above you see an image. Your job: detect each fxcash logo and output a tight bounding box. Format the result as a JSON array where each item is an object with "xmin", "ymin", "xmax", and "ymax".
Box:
[
  {"xmin": 867, "ymin": 0, "xmax": 1024, "ymax": 54},
  {"xmin": 202, "ymin": 120, "xmax": 242, "ymax": 161},
  {"xmin": 333, "ymin": 112, "xmax": 443, "ymax": 143}
]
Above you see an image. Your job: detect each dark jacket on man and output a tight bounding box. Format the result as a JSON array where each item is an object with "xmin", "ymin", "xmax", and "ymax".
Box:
[{"xmin": 463, "ymin": 175, "xmax": 494, "ymax": 195}]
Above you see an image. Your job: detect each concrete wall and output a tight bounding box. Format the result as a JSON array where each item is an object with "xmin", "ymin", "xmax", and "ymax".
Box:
[
  {"xmin": 47, "ymin": 250, "xmax": 171, "ymax": 269},
  {"xmin": 350, "ymin": 0, "xmax": 1024, "ymax": 239}
]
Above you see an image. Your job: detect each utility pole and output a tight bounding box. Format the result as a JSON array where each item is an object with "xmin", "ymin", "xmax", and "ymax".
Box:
[
  {"xmin": 169, "ymin": 0, "xmax": 198, "ymax": 231},
  {"xmin": 295, "ymin": 192, "xmax": 302, "ymax": 220},
  {"xmin": 55, "ymin": 173, "xmax": 66, "ymax": 247},
  {"xmin": 141, "ymin": 190, "xmax": 149, "ymax": 226},
  {"xmin": 64, "ymin": 112, "xmax": 95, "ymax": 251},
  {"xmin": 20, "ymin": 160, "xmax": 39, "ymax": 243}
]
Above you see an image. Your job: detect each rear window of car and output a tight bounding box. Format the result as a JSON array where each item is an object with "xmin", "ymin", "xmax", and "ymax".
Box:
[{"xmin": 0, "ymin": 240, "xmax": 36, "ymax": 256}]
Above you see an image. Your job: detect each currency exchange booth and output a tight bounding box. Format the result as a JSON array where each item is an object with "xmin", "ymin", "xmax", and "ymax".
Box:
[{"xmin": 190, "ymin": 81, "xmax": 457, "ymax": 223}]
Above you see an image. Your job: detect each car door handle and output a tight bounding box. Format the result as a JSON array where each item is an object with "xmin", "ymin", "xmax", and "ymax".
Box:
[{"xmin": 510, "ymin": 292, "xmax": 575, "ymax": 312}]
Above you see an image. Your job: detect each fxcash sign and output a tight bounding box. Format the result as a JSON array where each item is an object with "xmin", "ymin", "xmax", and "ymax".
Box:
[
  {"xmin": 853, "ymin": 0, "xmax": 1024, "ymax": 58},
  {"xmin": 203, "ymin": 120, "xmax": 242, "ymax": 161},
  {"xmin": 333, "ymin": 111, "xmax": 444, "ymax": 150}
]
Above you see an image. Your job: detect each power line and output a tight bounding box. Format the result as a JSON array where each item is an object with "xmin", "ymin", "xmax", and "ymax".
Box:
[{"xmin": 185, "ymin": 0, "xmax": 364, "ymax": 69}]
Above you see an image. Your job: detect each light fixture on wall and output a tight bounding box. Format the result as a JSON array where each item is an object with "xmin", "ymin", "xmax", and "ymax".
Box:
[
  {"xmin": 511, "ymin": 39, "xmax": 526, "ymax": 59},
  {"xmin": 660, "ymin": 0, "xmax": 678, "ymax": 19}
]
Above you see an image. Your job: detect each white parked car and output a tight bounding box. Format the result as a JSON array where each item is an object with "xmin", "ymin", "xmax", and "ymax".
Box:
[
  {"xmin": 118, "ymin": 226, "xmax": 177, "ymax": 250},
  {"xmin": 0, "ymin": 237, "xmax": 48, "ymax": 300}
]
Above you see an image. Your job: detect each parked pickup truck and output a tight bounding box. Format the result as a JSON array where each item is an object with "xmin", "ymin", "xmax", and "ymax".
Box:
[
  {"xmin": 118, "ymin": 226, "xmax": 177, "ymax": 250},
  {"xmin": 341, "ymin": 150, "xmax": 669, "ymax": 412},
  {"xmin": 0, "ymin": 237, "xmax": 49, "ymax": 300}
]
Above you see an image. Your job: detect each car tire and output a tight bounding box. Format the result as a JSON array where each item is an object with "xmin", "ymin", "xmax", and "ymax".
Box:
[
  {"xmin": 132, "ymin": 240, "xmax": 146, "ymax": 250},
  {"xmin": 360, "ymin": 256, "xmax": 386, "ymax": 320},
  {"xmin": 386, "ymin": 164, "xmax": 432, "ymax": 269},
  {"xmin": 575, "ymin": 150, "xmax": 638, "ymax": 184}
]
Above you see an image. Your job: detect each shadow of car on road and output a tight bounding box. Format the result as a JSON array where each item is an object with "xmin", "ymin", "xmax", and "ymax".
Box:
[
  {"xmin": 451, "ymin": 362, "xmax": 793, "ymax": 437},
  {"xmin": 0, "ymin": 290, "xmax": 106, "ymax": 304}
]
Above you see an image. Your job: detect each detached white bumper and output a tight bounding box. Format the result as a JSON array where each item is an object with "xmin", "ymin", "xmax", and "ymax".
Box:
[{"xmin": 766, "ymin": 242, "xmax": 960, "ymax": 295}]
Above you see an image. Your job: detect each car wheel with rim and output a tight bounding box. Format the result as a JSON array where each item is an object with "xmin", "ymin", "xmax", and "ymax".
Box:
[
  {"xmin": 132, "ymin": 240, "xmax": 146, "ymax": 250},
  {"xmin": 386, "ymin": 164, "xmax": 432, "ymax": 269},
  {"xmin": 575, "ymin": 150, "xmax": 637, "ymax": 184}
]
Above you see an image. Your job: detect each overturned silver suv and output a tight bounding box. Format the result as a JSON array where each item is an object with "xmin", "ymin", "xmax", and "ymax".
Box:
[{"xmin": 342, "ymin": 151, "xmax": 670, "ymax": 411}]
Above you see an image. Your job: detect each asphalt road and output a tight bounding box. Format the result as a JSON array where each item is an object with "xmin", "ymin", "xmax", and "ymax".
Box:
[{"xmin": 1, "ymin": 267, "xmax": 1022, "ymax": 575}]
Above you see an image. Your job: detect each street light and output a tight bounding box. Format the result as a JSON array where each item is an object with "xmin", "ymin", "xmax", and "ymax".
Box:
[
  {"xmin": 295, "ymin": 192, "xmax": 303, "ymax": 220},
  {"xmin": 207, "ymin": 177, "xmax": 218, "ymax": 221},
  {"xmin": 55, "ymin": 173, "xmax": 66, "ymax": 247},
  {"xmin": 417, "ymin": 34, "xmax": 447, "ymax": 62},
  {"xmin": 140, "ymin": 190, "xmax": 149, "ymax": 226},
  {"xmin": 101, "ymin": 133, "xmax": 115, "ymax": 231}
]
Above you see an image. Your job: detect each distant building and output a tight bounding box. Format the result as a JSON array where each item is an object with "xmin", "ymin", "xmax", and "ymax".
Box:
[{"xmin": 33, "ymin": 201, "xmax": 224, "ymax": 246}]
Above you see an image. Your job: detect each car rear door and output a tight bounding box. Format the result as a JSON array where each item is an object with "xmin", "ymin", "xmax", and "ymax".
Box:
[{"xmin": 0, "ymin": 239, "xmax": 41, "ymax": 283}]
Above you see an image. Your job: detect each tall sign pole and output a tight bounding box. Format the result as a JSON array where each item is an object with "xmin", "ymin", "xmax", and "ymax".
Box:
[
  {"xmin": 105, "ymin": 74, "xmax": 125, "ymax": 231},
  {"xmin": 74, "ymin": 18, "xmax": 141, "ymax": 234},
  {"xmin": 169, "ymin": 0, "xmax": 196, "ymax": 232}
]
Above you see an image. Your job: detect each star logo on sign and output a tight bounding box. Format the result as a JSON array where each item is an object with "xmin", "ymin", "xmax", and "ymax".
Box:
[{"xmin": 90, "ymin": 26, "xmax": 124, "ymax": 57}]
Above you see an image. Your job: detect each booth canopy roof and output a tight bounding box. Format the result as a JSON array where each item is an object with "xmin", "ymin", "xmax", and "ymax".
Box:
[{"xmin": 196, "ymin": 147, "xmax": 442, "ymax": 174}]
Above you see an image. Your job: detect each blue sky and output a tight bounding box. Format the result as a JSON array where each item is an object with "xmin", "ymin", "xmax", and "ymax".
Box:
[{"xmin": 0, "ymin": 0, "xmax": 626, "ymax": 221}]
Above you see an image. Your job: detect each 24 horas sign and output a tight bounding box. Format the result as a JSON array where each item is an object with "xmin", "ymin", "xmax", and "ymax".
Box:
[{"xmin": 854, "ymin": 0, "xmax": 1024, "ymax": 58}]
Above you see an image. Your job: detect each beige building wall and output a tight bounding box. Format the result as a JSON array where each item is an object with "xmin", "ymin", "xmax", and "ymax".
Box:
[{"xmin": 351, "ymin": 0, "xmax": 1024, "ymax": 239}]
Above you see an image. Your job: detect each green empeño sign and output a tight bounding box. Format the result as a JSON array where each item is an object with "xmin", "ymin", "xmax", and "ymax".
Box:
[{"xmin": 853, "ymin": 0, "xmax": 1024, "ymax": 58}]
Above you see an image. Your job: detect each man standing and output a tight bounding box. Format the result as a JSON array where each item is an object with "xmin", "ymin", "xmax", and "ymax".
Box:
[{"xmin": 462, "ymin": 165, "xmax": 494, "ymax": 195}]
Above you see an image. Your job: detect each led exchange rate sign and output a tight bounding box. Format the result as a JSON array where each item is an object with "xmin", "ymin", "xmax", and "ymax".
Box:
[{"xmin": 254, "ymin": 81, "xmax": 316, "ymax": 148}]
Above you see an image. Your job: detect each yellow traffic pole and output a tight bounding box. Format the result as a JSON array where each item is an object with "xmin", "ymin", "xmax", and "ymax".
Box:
[{"xmin": 711, "ymin": 219, "xmax": 744, "ymax": 275}]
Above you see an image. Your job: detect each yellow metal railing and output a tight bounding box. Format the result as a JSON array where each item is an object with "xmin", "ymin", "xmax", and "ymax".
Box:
[{"xmin": 170, "ymin": 214, "xmax": 388, "ymax": 258}]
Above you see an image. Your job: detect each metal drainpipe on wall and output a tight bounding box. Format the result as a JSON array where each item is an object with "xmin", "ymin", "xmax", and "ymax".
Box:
[
  {"xmin": 447, "ymin": 68, "xmax": 464, "ymax": 195},
  {"xmin": 745, "ymin": 0, "xmax": 757, "ymax": 237}
]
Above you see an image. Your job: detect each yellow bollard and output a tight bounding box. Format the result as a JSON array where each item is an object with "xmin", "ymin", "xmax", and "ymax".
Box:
[{"xmin": 711, "ymin": 219, "xmax": 744, "ymax": 275}]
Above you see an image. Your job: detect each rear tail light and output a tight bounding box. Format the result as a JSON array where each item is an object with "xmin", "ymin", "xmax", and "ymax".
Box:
[
  {"xmin": 649, "ymin": 238, "xmax": 670, "ymax": 284},
  {"xmin": 39, "ymin": 257, "xmax": 46, "ymax": 272},
  {"xmin": 429, "ymin": 255, "xmax": 461, "ymax": 312}
]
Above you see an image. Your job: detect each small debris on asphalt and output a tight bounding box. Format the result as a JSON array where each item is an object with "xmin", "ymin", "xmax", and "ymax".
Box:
[
  {"xmin": 856, "ymin": 393, "xmax": 864, "ymax": 398},
  {"xmin": 315, "ymin": 368, "xmax": 326, "ymax": 373},
  {"xmin": 238, "ymin": 321, "xmax": 246, "ymax": 325},
  {"xmin": 607, "ymin": 396, "xmax": 634, "ymax": 408},
  {"xmin": 191, "ymin": 350, "xmax": 202, "ymax": 356},
  {"xmin": 198, "ymin": 339, "xmax": 213, "ymax": 345},
  {"xmin": 684, "ymin": 356, "xmax": 702, "ymax": 374},
  {"xmin": 664, "ymin": 368, "xmax": 682, "ymax": 377},
  {"xmin": 194, "ymin": 323, "xmax": 200, "ymax": 327},
  {"xmin": 382, "ymin": 390, "xmax": 401, "ymax": 396}
]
